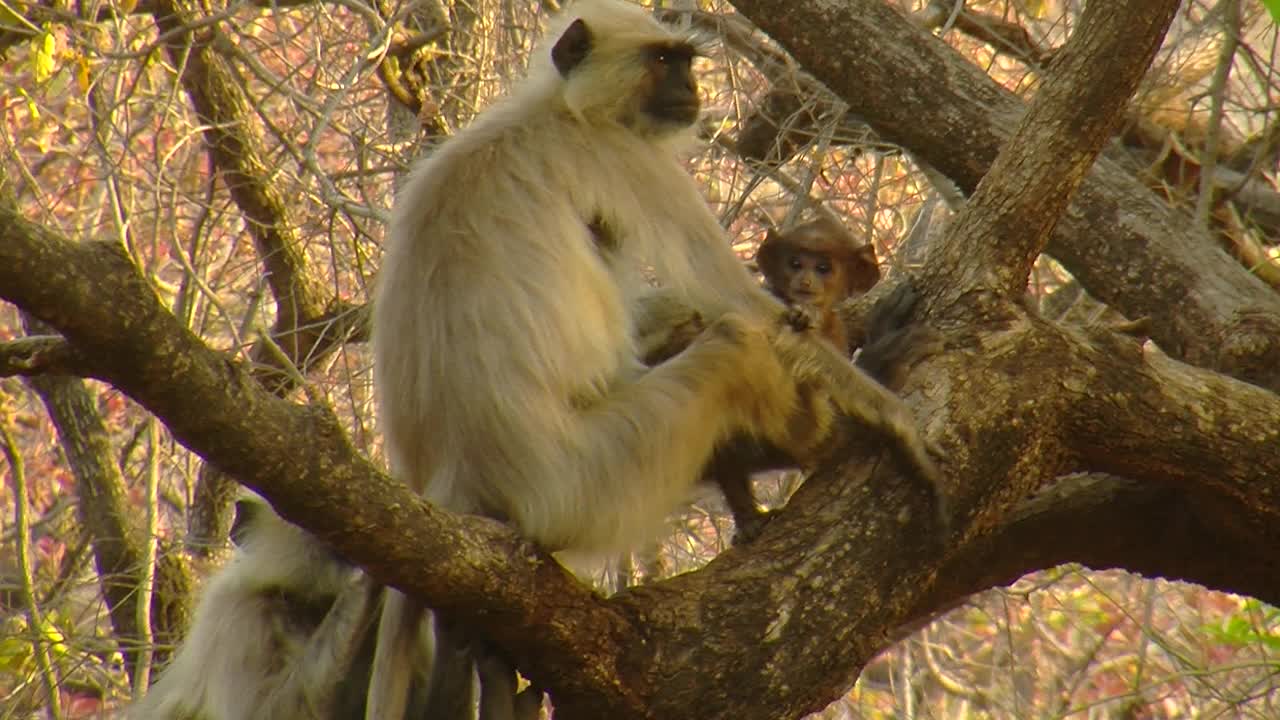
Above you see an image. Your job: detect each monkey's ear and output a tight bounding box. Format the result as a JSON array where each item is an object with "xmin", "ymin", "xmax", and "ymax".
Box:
[
  {"xmin": 756, "ymin": 238, "xmax": 784, "ymax": 285},
  {"xmin": 552, "ymin": 19, "xmax": 593, "ymax": 77},
  {"xmin": 844, "ymin": 245, "xmax": 882, "ymax": 295}
]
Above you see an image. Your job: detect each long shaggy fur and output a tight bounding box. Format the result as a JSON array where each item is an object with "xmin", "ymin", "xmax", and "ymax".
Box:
[
  {"xmin": 124, "ymin": 496, "xmax": 434, "ymax": 720},
  {"xmin": 367, "ymin": 0, "xmax": 947, "ymax": 717},
  {"xmin": 367, "ymin": 1, "xmax": 802, "ymax": 718}
]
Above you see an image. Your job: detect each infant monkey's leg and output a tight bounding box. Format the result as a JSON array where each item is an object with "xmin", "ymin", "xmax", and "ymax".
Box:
[
  {"xmin": 638, "ymin": 288, "xmax": 948, "ymax": 542},
  {"xmin": 771, "ymin": 283, "xmax": 949, "ymax": 530}
]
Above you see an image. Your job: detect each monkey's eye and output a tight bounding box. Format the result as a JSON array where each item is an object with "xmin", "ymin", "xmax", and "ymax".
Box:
[
  {"xmin": 649, "ymin": 43, "xmax": 696, "ymax": 66},
  {"xmin": 816, "ymin": 262, "xmax": 833, "ymax": 275},
  {"xmin": 787, "ymin": 256, "xmax": 803, "ymax": 271}
]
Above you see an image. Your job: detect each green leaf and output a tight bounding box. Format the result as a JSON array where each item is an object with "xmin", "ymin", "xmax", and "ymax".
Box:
[{"xmin": 1264, "ymin": 0, "xmax": 1280, "ymax": 23}]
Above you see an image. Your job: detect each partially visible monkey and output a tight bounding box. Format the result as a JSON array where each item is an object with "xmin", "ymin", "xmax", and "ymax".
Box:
[
  {"xmin": 124, "ymin": 494, "xmax": 441, "ymax": 720},
  {"xmin": 757, "ymin": 217, "xmax": 882, "ymax": 355},
  {"xmin": 707, "ymin": 217, "xmax": 885, "ymax": 540},
  {"xmin": 369, "ymin": 2, "xmax": 944, "ymax": 718},
  {"xmin": 703, "ymin": 278, "xmax": 947, "ymax": 542}
]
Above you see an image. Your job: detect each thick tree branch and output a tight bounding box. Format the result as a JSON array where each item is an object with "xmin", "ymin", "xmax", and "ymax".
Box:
[
  {"xmin": 916, "ymin": 474, "xmax": 1280, "ymax": 624},
  {"xmin": 928, "ymin": 0, "xmax": 1178, "ymax": 299},
  {"xmin": 728, "ymin": 0, "xmax": 1280, "ymax": 384},
  {"xmin": 1067, "ymin": 327, "xmax": 1280, "ymax": 509}
]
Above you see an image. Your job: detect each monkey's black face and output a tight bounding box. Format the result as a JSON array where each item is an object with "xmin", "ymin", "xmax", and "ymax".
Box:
[{"xmin": 641, "ymin": 41, "xmax": 701, "ymax": 130}]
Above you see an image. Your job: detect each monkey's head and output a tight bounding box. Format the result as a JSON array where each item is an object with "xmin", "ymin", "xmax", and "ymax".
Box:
[
  {"xmin": 756, "ymin": 218, "xmax": 881, "ymax": 311},
  {"xmin": 546, "ymin": 0, "xmax": 703, "ymax": 138}
]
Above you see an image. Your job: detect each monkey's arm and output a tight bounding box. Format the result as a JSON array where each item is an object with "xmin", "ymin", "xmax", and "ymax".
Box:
[
  {"xmin": 634, "ymin": 289, "xmax": 706, "ymax": 365},
  {"xmin": 650, "ymin": 172, "xmax": 789, "ymax": 322}
]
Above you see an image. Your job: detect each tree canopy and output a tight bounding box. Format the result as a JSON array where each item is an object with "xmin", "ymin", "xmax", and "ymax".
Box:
[{"xmin": 2, "ymin": 0, "xmax": 1279, "ymax": 717}]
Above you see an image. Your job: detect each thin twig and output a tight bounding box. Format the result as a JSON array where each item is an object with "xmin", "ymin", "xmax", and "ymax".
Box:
[
  {"xmin": 1195, "ymin": 0, "xmax": 1241, "ymax": 228},
  {"xmin": 1, "ymin": 419, "xmax": 64, "ymax": 719},
  {"xmin": 131, "ymin": 418, "xmax": 161, "ymax": 696}
]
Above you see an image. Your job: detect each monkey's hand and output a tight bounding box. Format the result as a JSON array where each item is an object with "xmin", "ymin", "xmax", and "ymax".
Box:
[
  {"xmin": 634, "ymin": 290, "xmax": 706, "ymax": 366},
  {"xmin": 781, "ymin": 304, "xmax": 819, "ymax": 334},
  {"xmin": 641, "ymin": 311, "xmax": 706, "ymax": 366},
  {"xmin": 770, "ymin": 327, "xmax": 949, "ymax": 531}
]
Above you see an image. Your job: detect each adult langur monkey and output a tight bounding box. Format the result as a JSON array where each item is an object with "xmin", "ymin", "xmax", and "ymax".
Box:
[
  {"xmin": 368, "ymin": 1, "xmax": 946, "ymax": 718},
  {"xmin": 123, "ymin": 493, "xmax": 442, "ymax": 720}
]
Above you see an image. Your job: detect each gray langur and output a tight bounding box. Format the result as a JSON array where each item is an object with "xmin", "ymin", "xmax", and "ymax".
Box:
[
  {"xmin": 123, "ymin": 494, "xmax": 438, "ymax": 720},
  {"xmin": 368, "ymin": 1, "xmax": 946, "ymax": 718}
]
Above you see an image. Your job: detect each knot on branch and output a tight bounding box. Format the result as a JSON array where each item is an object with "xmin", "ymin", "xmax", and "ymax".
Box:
[{"xmin": 1215, "ymin": 308, "xmax": 1280, "ymax": 393}]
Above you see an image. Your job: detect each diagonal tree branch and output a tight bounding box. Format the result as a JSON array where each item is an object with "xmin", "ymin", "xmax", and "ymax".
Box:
[
  {"xmin": 920, "ymin": 0, "xmax": 1180, "ymax": 303},
  {"xmin": 20, "ymin": 318, "xmax": 194, "ymax": 683},
  {"xmin": 729, "ymin": 0, "xmax": 1280, "ymax": 388}
]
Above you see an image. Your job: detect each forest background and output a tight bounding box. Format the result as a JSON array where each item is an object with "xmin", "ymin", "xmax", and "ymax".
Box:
[{"xmin": 2, "ymin": 0, "xmax": 1280, "ymax": 717}]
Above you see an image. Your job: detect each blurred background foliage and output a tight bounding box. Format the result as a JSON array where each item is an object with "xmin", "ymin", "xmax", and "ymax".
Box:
[{"xmin": 1, "ymin": 0, "xmax": 1279, "ymax": 716}]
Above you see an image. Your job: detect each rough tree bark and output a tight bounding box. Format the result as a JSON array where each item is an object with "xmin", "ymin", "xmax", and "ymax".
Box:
[
  {"xmin": 731, "ymin": 0, "xmax": 1280, "ymax": 393},
  {"xmin": 3, "ymin": 0, "xmax": 1279, "ymax": 719},
  {"xmin": 21, "ymin": 314, "xmax": 194, "ymax": 683}
]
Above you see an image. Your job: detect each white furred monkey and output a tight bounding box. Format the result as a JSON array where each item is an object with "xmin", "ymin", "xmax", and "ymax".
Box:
[
  {"xmin": 369, "ymin": 1, "xmax": 944, "ymax": 718},
  {"xmin": 124, "ymin": 493, "xmax": 438, "ymax": 720}
]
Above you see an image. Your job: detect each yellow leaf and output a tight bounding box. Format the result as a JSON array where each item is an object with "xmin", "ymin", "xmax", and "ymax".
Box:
[
  {"xmin": 31, "ymin": 28, "xmax": 57, "ymax": 83},
  {"xmin": 76, "ymin": 54, "xmax": 91, "ymax": 94},
  {"xmin": 16, "ymin": 87, "xmax": 40, "ymax": 121}
]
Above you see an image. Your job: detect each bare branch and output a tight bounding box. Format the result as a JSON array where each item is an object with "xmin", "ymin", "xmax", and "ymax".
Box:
[{"xmin": 0, "ymin": 335, "xmax": 90, "ymax": 378}]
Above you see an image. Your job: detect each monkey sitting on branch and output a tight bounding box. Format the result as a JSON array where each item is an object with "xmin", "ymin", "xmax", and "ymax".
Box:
[
  {"xmin": 123, "ymin": 493, "xmax": 446, "ymax": 720},
  {"xmin": 366, "ymin": 1, "xmax": 946, "ymax": 718},
  {"xmin": 703, "ymin": 265, "xmax": 947, "ymax": 543},
  {"xmin": 703, "ymin": 217, "xmax": 885, "ymax": 542},
  {"xmin": 756, "ymin": 217, "xmax": 882, "ymax": 354}
]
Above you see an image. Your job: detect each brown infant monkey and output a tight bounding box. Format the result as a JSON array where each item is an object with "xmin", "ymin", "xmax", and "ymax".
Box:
[
  {"xmin": 706, "ymin": 219, "xmax": 943, "ymax": 542},
  {"xmin": 756, "ymin": 217, "xmax": 881, "ymax": 355}
]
